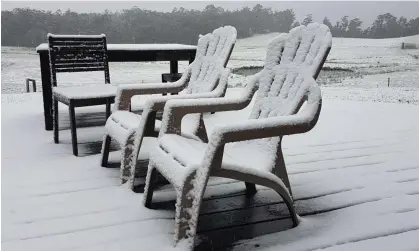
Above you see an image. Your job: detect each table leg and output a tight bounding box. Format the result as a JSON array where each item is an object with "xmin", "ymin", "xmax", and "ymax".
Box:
[
  {"xmin": 189, "ymin": 52, "xmax": 195, "ymax": 64},
  {"xmin": 170, "ymin": 60, "xmax": 178, "ymax": 74},
  {"xmin": 169, "ymin": 60, "xmax": 179, "ymax": 95},
  {"xmin": 39, "ymin": 52, "xmax": 53, "ymax": 131}
]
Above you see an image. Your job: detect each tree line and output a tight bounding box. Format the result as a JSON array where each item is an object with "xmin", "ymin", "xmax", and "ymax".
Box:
[
  {"xmin": 2, "ymin": 4, "xmax": 419, "ymax": 48},
  {"xmin": 318, "ymin": 14, "xmax": 419, "ymax": 38}
]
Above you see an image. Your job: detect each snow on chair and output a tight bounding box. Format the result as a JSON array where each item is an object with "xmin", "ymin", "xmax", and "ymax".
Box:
[
  {"xmin": 100, "ymin": 26, "xmax": 237, "ymax": 187},
  {"xmin": 48, "ymin": 33, "xmax": 115, "ymax": 156},
  {"xmin": 143, "ymin": 23, "xmax": 332, "ymax": 248}
]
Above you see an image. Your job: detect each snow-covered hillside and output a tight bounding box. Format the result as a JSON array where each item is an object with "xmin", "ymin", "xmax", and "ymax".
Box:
[
  {"xmin": 228, "ymin": 33, "xmax": 419, "ymax": 104},
  {"xmin": 1, "ymin": 34, "xmax": 419, "ymax": 104}
]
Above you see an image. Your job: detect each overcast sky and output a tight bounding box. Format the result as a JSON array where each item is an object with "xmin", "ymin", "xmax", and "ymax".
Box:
[{"xmin": 2, "ymin": 1, "xmax": 419, "ymax": 27}]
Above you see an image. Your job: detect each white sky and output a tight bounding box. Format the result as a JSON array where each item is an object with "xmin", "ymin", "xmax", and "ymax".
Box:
[{"xmin": 2, "ymin": 1, "xmax": 419, "ymax": 28}]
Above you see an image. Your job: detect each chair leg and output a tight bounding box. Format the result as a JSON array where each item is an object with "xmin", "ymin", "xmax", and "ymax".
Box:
[
  {"xmin": 272, "ymin": 183, "xmax": 299, "ymax": 227},
  {"xmin": 274, "ymin": 148, "xmax": 293, "ymax": 197},
  {"xmin": 101, "ymin": 135, "xmax": 112, "ymax": 167},
  {"xmin": 105, "ymin": 101, "xmax": 111, "ymax": 119},
  {"xmin": 53, "ymin": 99, "xmax": 59, "ymax": 143},
  {"xmin": 174, "ymin": 177, "xmax": 195, "ymax": 243},
  {"xmin": 69, "ymin": 103, "xmax": 78, "ymax": 156},
  {"xmin": 245, "ymin": 182, "xmax": 257, "ymax": 195},
  {"xmin": 284, "ymin": 197, "xmax": 299, "ymax": 227},
  {"xmin": 196, "ymin": 115, "xmax": 209, "ymax": 143},
  {"xmin": 128, "ymin": 112, "xmax": 152, "ymax": 188},
  {"xmin": 120, "ymin": 137, "xmax": 135, "ymax": 184},
  {"xmin": 143, "ymin": 164, "xmax": 158, "ymax": 207}
]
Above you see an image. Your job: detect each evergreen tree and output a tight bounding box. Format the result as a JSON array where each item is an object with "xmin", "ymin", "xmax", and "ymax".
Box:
[
  {"xmin": 302, "ymin": 14, "xmax": 313, "ymax": 25},
  {"xmin": 2, "ymin": 6, "xmax": 419, "ymax": 47},
  {"xmin": 322, "ymin": 17, "xmax": 333, "ymax": 29}
]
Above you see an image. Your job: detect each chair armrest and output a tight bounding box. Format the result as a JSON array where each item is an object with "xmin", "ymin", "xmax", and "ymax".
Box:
[
  {"xmin": 160, "ymin": 72, "xmax": 261, "ymax": 136},
  {"xmin": 211, "ymin": 99, "xmax": 322, "ymax": 144},
  {"xmin": 114, "ymin": 67, "xmax": 191, "ymax": 110},
  {"xmin": 197, "ymin": 99, "xmax": 321, "ymax": 174},
  {"xmin": 209, "ymin": 73, "xmax": 323, "ymax": 144},
  {"xmin": 145, "ymin": 68, "xmax": 230, "ymax": 111}
]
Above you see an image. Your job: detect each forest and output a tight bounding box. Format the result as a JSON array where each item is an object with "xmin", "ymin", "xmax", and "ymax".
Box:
[{"xmin": 2, "ymin": 4, "xmax": 419, "ymax": 47}]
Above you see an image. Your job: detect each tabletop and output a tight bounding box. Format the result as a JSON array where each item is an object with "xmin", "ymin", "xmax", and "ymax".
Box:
[{"xmin": 36, "ymin": 43, "xmax": 197, "ymax": 52}]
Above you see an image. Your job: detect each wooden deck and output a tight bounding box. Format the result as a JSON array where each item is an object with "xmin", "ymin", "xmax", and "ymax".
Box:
[{"xmin": 2, "ymin": 92, "xmax": 419, "ymax": 251}]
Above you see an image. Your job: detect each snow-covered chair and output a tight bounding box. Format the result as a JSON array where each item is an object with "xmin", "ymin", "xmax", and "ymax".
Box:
[
  {"xmin": 49, "ymin": 33, "xmax": 115, "ymax": 156},
  {"xmin": 143, "ymin": 23, "xmax": 332, "ymax": 247},
  {"xmin": 100, "ymin": 26, "xmax": 237, "ymax": 186}
]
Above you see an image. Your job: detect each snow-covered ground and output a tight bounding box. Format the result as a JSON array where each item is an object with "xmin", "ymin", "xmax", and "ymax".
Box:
[
  {"xmin": 227, "ymin": 33, "xmax": 419, "ymax": 105},
  {"xmin": 2, "ymin": 34, "xmax": 419, "ymax": 104},
  {"xmin": 1, "ymin": 32, "xmax": 419, "ymax": 250},
  {"xmin": 1, "ymin": 88, "xmax": 419, "ymax": 251}
]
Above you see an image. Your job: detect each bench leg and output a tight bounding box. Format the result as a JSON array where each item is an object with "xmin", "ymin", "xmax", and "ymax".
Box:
[
  {"xmin": 69, "ymin": 103, "xmax": 78, "ymax": 156},
  {"xmin": 53, "ymin": 99, "xmax": 59, "ymax": 143}
]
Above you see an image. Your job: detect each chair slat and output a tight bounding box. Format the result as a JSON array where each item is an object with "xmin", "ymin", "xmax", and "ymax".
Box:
[
  {"xmin": 56, "ymin": 66, "xmax": 105, "ymax": 73},
  {"xmin": 55, "ymin": 58, "xmax": 104, "ymax": 64},
  {"xmin": 55, "ymin": 62, "xmax": 105, "ymax": 68},
  {"xmin": 54, "ymin": 53, "xmax": 105, "ymax": 62},
  {"xmin": 52, "ymin": 40, "xmax": 105, "ymax": 46},
  {"xmin": 52, "ymin": 48, "xmax": 105, "ymax": 54},
  {"xmin": 52, "ymin": 45, "xmax": 104, "ymax": 50},
  {"xmin": 55, "ymin": 53, "xmax": 104, "ymax": 59},
  {"xmin": 51, "ymin": 37, "xmax": 105, "ymax": 42}
]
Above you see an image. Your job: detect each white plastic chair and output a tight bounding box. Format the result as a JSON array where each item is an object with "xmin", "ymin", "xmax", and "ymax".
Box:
[
  {"xmin": 100, "ymin": 26, "xmax": 237, "ymax": 187},
  {"xmin": 143, "ymin": 23, "xmax": 332, "ymax": 247}
]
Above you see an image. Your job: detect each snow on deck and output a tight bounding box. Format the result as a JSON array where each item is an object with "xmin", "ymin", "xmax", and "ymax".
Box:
[{"xmin": 2, "ymin": 89, "xmax": 419, "ymax": 251}]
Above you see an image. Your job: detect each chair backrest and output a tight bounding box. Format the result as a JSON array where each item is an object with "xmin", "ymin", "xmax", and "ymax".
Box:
[
  {"xmin": 185, "ymin": 26, "xmax": 237, "ymax": 94},
  {"xmin": 250, "ymin": 23, "xmax": 332, "ymax": 120},
  {"xmin": 47, "ymin": 33, "xmax": 110, "ymax": 87},
  {"xmin": 250, "ymin": 64, "xmax": 321, "ymax": 121}
]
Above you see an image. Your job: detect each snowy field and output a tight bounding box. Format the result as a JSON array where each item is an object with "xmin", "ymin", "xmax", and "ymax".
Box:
[{"xmin": 2, "ymin": 34, "xmax": 419, "ymax": 104}]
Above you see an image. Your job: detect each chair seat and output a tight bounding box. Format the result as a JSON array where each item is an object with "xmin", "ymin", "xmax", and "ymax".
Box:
[
  {"xmin": 105, "ymin": 111, "xmax": 202, "ymax": 145},
  {"xmin": 151, "ymin": 134, "xmax": 275, "ymax": 190},
  {"xmin": 53, "ymin": 84, "xmax": 116, "ymax": 103},
  {"xmin": 105, "ymin": 111, "xmax": 152, "ymax": 144}
]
